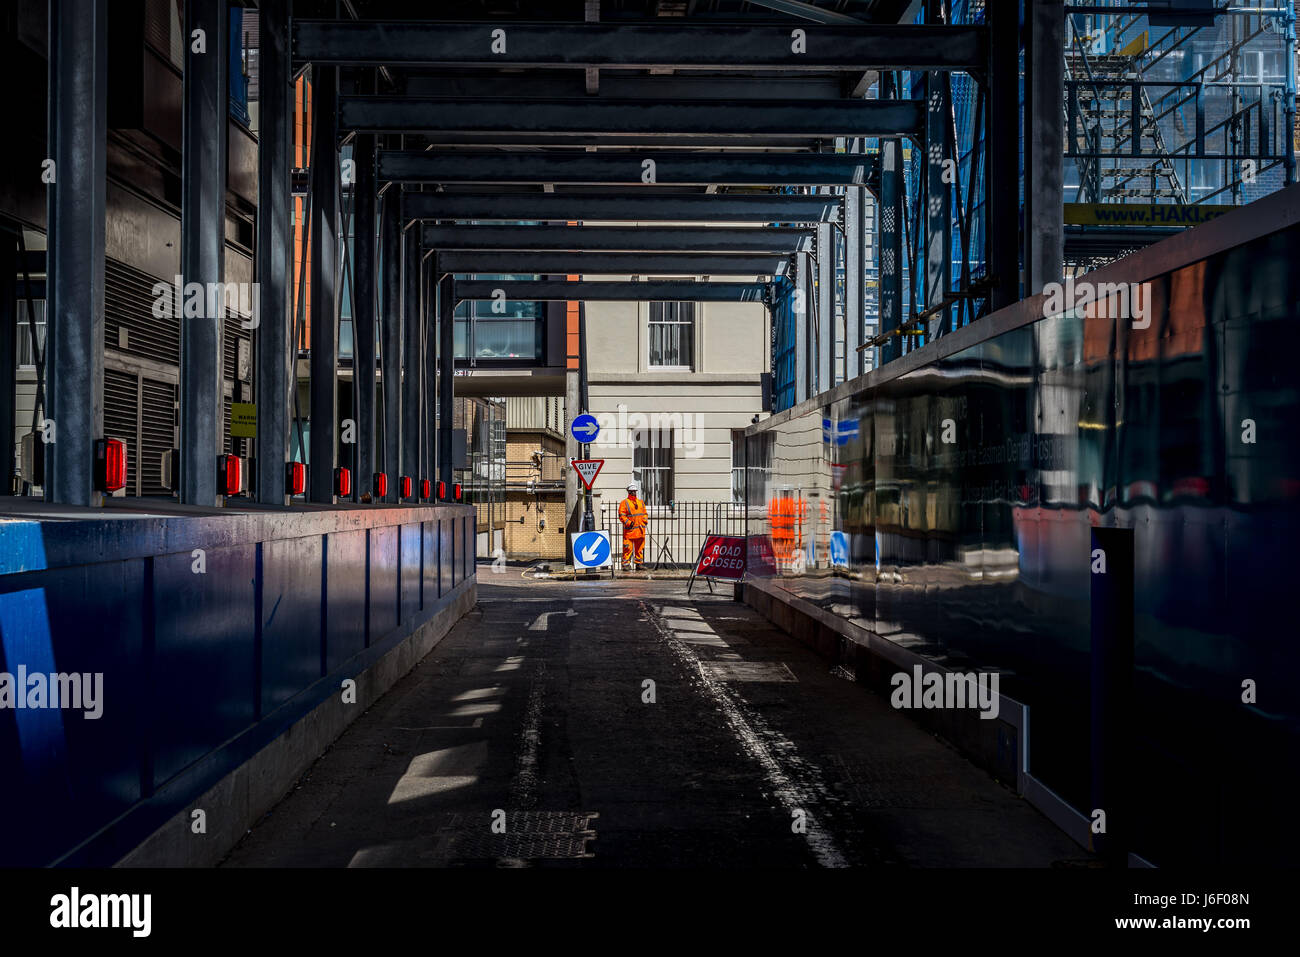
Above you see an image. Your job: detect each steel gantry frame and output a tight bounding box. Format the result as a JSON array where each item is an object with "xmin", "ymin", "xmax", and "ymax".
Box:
[{"xmin": 36, "ymin": 3, "xmax": 1017, "ymax": 508}]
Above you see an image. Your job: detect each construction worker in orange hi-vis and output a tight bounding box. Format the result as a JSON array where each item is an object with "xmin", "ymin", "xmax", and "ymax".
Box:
[{"xmin": 619, "ymin": 481, "xmax": 648, "ymax": 570}]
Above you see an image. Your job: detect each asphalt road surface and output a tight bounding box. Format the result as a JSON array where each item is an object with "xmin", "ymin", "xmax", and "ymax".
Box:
[{"xmin": 222, "ymin": 568, "xmax": 1083, "ymax": 868}]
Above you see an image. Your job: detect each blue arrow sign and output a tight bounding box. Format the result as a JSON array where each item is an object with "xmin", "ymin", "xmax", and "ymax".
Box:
[
  {"xmin": 572, "ymin": 530, "xmax": 612, "ymax": 569},
  {"xmin": 570, "ymin": 413, "xmax": 601, "ymax": 443}
]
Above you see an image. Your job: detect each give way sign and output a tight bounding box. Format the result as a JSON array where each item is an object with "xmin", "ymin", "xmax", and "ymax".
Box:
[{"xmin": 572, "ymin": 458, "xmax": 604, "ymax": 490}]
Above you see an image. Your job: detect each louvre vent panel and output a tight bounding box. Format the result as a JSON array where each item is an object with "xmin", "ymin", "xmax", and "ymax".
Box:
[
  {"xmin": 140, "ymin": 378, "xmax": 175, "ymax": 497},
  {"xmin": 103, "ymin": 368, "xmax": 139, "ymax": 496},
  {"xmin": 104, "ymin": 260, "xmax": 180, "ymax": 367}
]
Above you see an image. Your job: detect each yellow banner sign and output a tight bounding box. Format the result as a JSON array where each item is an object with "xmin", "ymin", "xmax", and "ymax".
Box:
[{"xmin": 1064, "ymin": 203, "xmax": 1235, "ymax": 227}]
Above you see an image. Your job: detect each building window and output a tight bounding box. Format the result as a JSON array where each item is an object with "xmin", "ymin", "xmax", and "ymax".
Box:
[
  {"xmin": 648, "ymin": 300, "xmax": 695, "ymax": 370},
  {"xmin": 633, "ymin": 426, "xmax": 674, "ymax": 506},
  {"xmin": 732, "ymin": 429, "xmax": 772, "ymax": 506}
]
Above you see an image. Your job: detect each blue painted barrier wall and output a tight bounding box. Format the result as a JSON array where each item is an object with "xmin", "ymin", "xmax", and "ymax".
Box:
[{"xmin": 0, "ymin": 502, "xmax": 477, "ymax": 866}]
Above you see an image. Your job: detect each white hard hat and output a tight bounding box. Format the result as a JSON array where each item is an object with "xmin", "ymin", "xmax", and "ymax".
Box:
[{"xmin": 627, "ymin": 481, "xmax": 640, "ymax": 492}]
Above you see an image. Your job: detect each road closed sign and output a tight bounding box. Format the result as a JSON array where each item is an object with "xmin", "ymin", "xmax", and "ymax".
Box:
[{"xmin": 694, "ymin": 535, "xmax": 747, "ymax": 580}]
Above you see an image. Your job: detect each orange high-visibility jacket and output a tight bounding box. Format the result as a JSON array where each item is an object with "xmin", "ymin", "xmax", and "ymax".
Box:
[{"xmin": 618, "ymin": 496, "xmax": 648, "ymax": 538}]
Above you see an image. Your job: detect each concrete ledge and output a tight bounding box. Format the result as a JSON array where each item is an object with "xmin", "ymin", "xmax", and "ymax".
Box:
[
  {"xmin": 115, "ymin": 581, "xmax": 477, "ymax": 867},
  {"xmin": 743, "ymin": 577, "xmax": 1025, "ymax": 790}
]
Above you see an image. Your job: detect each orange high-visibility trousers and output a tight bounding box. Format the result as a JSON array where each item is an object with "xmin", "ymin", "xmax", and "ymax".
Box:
[{"xmin": 622, "ymin": 533, "xmax": 645, "ymax": 566}]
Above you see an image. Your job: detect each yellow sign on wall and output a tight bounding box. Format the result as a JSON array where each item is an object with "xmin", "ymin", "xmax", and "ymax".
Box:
[
  {"xmin": 1064, "ymin": 203, "xmax": 1234, "ymax": 227},
  {"xmin": 231, "ymin": 402, "xmax": 257, "ymax": 438}
]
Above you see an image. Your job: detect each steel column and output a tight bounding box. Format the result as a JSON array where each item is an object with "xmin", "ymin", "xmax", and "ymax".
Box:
[
  {"xmin": 352, "ymin": 132, "xmax": 377, "ymax": 499},
  {"xmin": 988, "ymin": 0, "xmax": 1021, "ymax": 311},
  {"xmin": 880, "ymin": 137, "xmax": 904, "ymax": 365},
  {"xmin": 438, "ymin": 271, "xmax": 454, "ymax": 489},
  {"xmin": 379, "ymin": 184, "xmax": 401, "ymax": 502},
  {"xmin": 0, "ymin": 234, "xmax": 15, "ymax": 494},
  {"xmin": 255, "ymin": 0, "xmax": 291, "ymax": 505},
  {"xmin": 401, "ymin": 224, "xmax": 421, "ymax": 485},
  {"xmin": 844, "ymin": 181, "xmax": 864, "ymax": 380},
  {"xmin": 423, "ymin": 255, "xmax": 437, "ymax": 487},
  {"xmin": 308, "ymin": 66, "xmax": 338, "ymax": 503},
  {"xmin": 1025, "ymin": 0, "xmax": 1064, "ymax": 295},
  {"xmin": 923, "ymin": 70, "xmax": 951, "ymax": 336},
  {"xmin": 816, "ymin": 220, "xmax": 834, "ymax": 392},
  {"xmin": 178, "ymin": 0, "xmax": 226, "ymax": 506},
  {"xmin": 380, "ymin": 150, "xmax": 873, "ymax": 186},
  {"xmin": 793, "ymin": 249, "xmax": 809, "ymax": 403}
]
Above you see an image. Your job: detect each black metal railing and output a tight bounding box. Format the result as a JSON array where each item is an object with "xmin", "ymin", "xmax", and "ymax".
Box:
[{"xmin": 598, "ymin": 500, "xmax": 750, "ymax": 568}]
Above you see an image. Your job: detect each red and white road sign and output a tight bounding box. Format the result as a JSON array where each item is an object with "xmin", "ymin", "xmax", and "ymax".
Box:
[
  {"xmin": 693, "ymin": 535, "xmax": 748, "ymax": 581},
  {"xmin": 572, "ymin": 458, "xmax": 604, "ymax": 490}
]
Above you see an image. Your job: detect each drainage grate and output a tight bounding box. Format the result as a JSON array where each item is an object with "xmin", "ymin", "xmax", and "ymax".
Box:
[
  {"xmin": 440, "ymin": 811, "xmax": 598, "ymax": 861},
  {"xmin": 702, "ymin": 661, "xmax": 797, "ymax": 683}
]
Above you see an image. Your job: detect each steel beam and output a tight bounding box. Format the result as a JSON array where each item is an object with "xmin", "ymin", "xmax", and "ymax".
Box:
[
  {"xmin": 309, "ymin": 66, "xmax": 339, "ymax": 504},
  {"xmin": 255, "ymin": 0, "xmax": 291, "ymax": 505},
  {"xmin": 438, "ymin": 272, "xmax": 454, "ymax": 489},
  {"xmin": 401, "ymin": 224, "xmax": 421, "ymax": 487},
  {"xmin": 379, "ymin": 185, "xmax": 401, "ymax": 503},
  {"xmin": 434, "ymin": 251, "xmax": 787, "ymax": 276},
  {"xmin": 422, "ymin": 225, "xmax": 811, "ymax": 253},
  {"xmin": 452, "ymin": 280, "xmax": 770, "ymax": 303},
  {"xmin": 293, "ymin": 21, "xmax": 987, "ymax": 72},
  {"xmin": 341, "ymin": 97, "xmax": 925, "ymax": 137},
  {"xmin": 352, "ymin": 132, "xmax": 377, "ymax": 500},
  {"xmin": 380, "ymin": 150, "xmax": 872, "ymax": 186},
  {"xmin": 403, "ymin": 191, "xmax": 840, "ymax": 223},
  {"xmin": 178, "ymin": 0, "xmax": 226, "ymax": 506}
]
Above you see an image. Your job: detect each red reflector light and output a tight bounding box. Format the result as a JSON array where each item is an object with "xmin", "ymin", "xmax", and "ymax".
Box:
[
  {"xmin": 454, "ymin": 483, "xmax": 462, "ymax": 502},
  {"xmin": 219, "ymin": 454, "xmax": 244, "ymax": 496},
  {"xmin": 285, "ymin": 462, "xmax": 306, "ymax": 496},
  {"xmin": 95, "ymin": 438, "xmax": 128, "ymax": 493},
  {"xmin": 421, "ymin": 479, "xmax": 431, "ymax": 500},
  {"xmin": 334, "ymin": 466, "xmax": 351, "ymax": 497},
  {"xmin": 437, "ymin": 481, "xmax": 446, "ymax": 501},
  {"xmin": 399, "ymin": 475, "xmax": 412, "ymax": 499},
  {"xmin": 374, "ymin": 472, "xmax": 388, "ymax": 497}
]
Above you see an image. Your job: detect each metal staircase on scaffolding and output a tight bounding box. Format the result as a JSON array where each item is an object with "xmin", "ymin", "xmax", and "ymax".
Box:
[{"xmin": 1065, "ymin": 42, "xmax": 1189, "ymax": 204}]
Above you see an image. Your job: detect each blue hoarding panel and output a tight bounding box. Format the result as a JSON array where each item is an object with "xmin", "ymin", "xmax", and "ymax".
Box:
[{"xmin": 262, "ymin": 535, "xmax": 324, "ymax": 713}]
